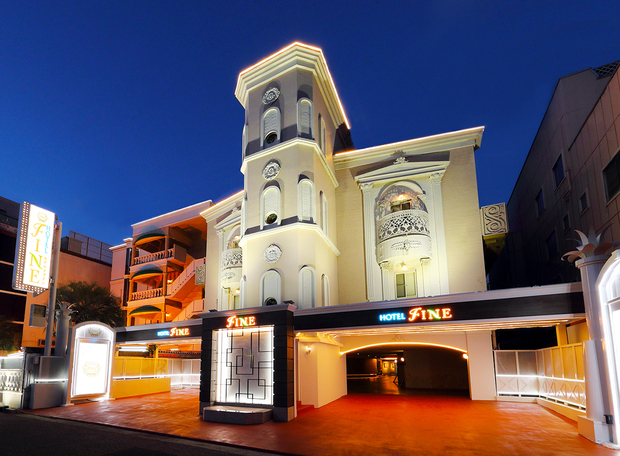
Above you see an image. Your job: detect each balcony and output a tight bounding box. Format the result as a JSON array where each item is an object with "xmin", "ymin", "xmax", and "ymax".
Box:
[
  {"xmin": 221, "ymin": 248, "xmax": 242, "ymax": 289},
  {"xmin": 132, "ymin": 244, "xmax": 187, "ymax": 267},
  {"xmin": 376, "ymin": 209, "xmax": 432, "ymax": 263},
  {"xmin": 131, "ymin": 288, "xmax": 164, "ymax": 301}
]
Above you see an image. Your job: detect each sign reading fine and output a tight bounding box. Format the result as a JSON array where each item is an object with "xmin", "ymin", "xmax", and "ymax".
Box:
[
  {"xmin": 226, "ymin": 315, "xmax": 257, "ymax": 328},
  {"xmin": 379, "ymin": 307, "xmax": 453, "ymax": 323},
  {"xmin": 12, "ymin": 202, "xmax": 56, "ymax": 293}
]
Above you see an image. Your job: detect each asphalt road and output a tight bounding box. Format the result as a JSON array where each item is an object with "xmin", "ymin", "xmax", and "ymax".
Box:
[{"xmin": 0, "ymin": 411, "xmax": 283, "ymax": 456}]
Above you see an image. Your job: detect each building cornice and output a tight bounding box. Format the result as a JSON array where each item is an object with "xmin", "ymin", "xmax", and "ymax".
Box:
[
  {"xmin": 200, "ymin": 190, "xmax": 245, "ymax": 223},
  {"xmin": 235, "ymin": 42, "xmax": 349, "ymax": 130},
  {"xmin": 241, "ymin": 138, "xmax": 339, "ymax": 189},
  {"xmin": 239, "ymin": 222, "xmax": 341, "ymax": 256},
  {"xmin": 131, "ymin": 200, "xmax": 213, "ymax": 230},
  {"xmin": 334, "ymin": 126, "xmax": 484, "ymax": 170}
]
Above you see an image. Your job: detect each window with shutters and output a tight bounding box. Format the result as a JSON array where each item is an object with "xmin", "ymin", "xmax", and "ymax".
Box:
[
  {"xmin": 298, "ymin": 179, "xmax": 316, "ymax": 222},
  {"xmin": 319, "ymin": 115, "xmax": 326, "ymax": 155},
  {"xmin": 262, "ymin": 108, "xmax": 280, "ymax": 147},
  {"xmin": 322, "ymin": 274, "xmax": 330, "ymax": 307},
  {"xmin": 395, "ymin": 272, "xmax": 417, "ymax": 299},
  {"xmin": 320, "ymin": 191, "xmax": 328, "ymax": 234},
  {"xmin": 240, "ymin": 276, "xmax": 246, "ymax": 309},
  {"xmin": 261, "ymin": 270, "xmax": 281, "ymax": 306},
  {"xmin": 261, "ymin": 186, "xmax": 280, "ymax": 228},
  {"xmin": 298, "ymin": 267, "xmax": 316, "ymax": 309},
  {"xmin": 297, "ymin": 98, "xmax": 313, "ymax": 137}
]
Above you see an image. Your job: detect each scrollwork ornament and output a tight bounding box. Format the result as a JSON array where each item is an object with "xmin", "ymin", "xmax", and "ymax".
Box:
[
  {"xmin": 262, "ymin": 87, "xmax": 280, "ymax": 104},
  {"xmin": 263, "ymin": 244, "xmax": 282, "ymax": 264},
  {"xmin": 263, "ymin": 160, "xmax": 281, "ymax": 180}
]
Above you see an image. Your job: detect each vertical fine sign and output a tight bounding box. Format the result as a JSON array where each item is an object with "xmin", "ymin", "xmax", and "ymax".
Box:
[{"xmin": 12, "ymin": 202, "xmax": 56, "ymax": 293}]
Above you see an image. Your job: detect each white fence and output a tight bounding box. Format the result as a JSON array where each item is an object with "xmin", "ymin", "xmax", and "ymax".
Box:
[{"xmin": 495, "ymin": 343, "xmax": 586, "ymax": 409}]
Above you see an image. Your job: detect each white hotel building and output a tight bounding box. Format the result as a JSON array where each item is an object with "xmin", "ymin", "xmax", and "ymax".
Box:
[{"xmin": 109, "ymin": 43, "xmax": 588, "ymax": 425}]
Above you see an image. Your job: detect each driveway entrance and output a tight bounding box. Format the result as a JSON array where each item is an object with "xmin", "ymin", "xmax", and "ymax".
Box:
[{"xmin": 28, "ymin": 389, "xmax": 614, "ymax": 455}]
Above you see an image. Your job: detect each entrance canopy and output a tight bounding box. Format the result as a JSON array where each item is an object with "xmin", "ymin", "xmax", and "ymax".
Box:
[{"xmin": 294, "ymin": 283, "xmax": 585, "ymax": 337}]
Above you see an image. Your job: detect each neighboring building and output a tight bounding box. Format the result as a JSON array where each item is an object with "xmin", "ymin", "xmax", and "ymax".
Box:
[
  {"xmin": 109, "ymin": 201, "xmax": 211, "ymax": 326},
  {"xmin": 21, "ymin": 231, "xmax": 113, "ymax": 348},
  {"xmin": 489, "ymin": 61, "xmax": 620, "ymax": 289},
  {"xmin": 0, "ymin": 196, "xmax": 28, "ymax": 351},
  {"xmin": 110, "ymin": 43, "xmax": 586, "ymax": 421}
]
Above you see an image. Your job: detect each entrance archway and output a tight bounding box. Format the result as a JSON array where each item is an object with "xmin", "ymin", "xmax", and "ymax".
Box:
[{"xmin": 344, "ymin": 342, "xmax": 469, "ymax": 397}]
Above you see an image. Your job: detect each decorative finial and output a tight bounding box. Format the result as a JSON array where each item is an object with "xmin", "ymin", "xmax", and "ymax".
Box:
[{"xmin": 562, "ymin": 227, "xmax": 619, "ymax": 263}]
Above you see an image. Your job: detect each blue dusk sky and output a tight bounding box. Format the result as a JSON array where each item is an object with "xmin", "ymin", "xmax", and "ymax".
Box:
[{"xmin": 1, "ymin": 2, "xmax": 619, "ymax": 246}]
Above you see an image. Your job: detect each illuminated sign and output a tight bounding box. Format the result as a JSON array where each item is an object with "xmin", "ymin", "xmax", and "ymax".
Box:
[
  {"xmin": 226, "ymin": 315, "xmax": 256, "ymax": 328},
  {"xmin": 157, "ymin": 327, "xmax": 190, "ymax": 337},
  {"xmin": 12, "ymin": 202, "xmax": 56, "ymax": 293},
  {"xmin": 69, "ymin": 323, "xmax": 115, "ymax": 400},
  {"xmin": 379, "ymin": 307, "xmax": 453, "ymax": 323}
]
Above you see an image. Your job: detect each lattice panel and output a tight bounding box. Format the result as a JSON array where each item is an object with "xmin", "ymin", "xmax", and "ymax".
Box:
[{"xmin": 215, "ymin": 326, "xmax": 273, "ymax": 406}]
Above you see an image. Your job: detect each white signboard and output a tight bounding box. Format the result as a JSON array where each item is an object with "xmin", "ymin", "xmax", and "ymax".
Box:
[
  {"xmin": 12, "ymin": 202, "xmax": 55, "ymax": 293},
  {"xmin": 67, "ymin": 323, "xmax": 115, "ymax": 401}
]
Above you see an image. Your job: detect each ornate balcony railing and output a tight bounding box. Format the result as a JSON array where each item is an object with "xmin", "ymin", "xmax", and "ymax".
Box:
[
  {"xmin": 221, "ymin": 248, "xmax": 242, "ymax": 269},
  {"xmin": 377, "ymin": 209, "xmax": 430, "ymax": 243},
  {"xmin": 130, "ymin": 288, "xmax": 163, "ymax": 301},
  {"xmin": 133, "ymin": 248, "xmax": 173, "ymax": 266}
]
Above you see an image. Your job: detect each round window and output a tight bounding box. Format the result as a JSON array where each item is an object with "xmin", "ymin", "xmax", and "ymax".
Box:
[
  {"xmin": 265, "ymin": 212, "xmax": 277, "ymax": 225},
  {"xmin": 265, "ymin": 131, "xmax": 278, "ymax": 144}
]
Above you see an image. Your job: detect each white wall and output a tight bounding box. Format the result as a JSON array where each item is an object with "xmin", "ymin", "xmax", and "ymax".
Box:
[
  {"xmin": 298, "ymin": 341, "xmax": 347, "ymax": 408},
  {"xmin": 466, "ymin": 331, "xmax": 497, "ymax": 400}
]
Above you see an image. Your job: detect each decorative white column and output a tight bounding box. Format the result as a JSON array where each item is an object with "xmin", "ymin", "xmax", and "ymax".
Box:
[
  {"xmin": 217, "ymin": 229, "xmax": 225, "ymax": 310},
  {"xmin": 564, "ymin": 229, "xmax": 617, "ymax": 444},
  {"xmin": 429, "ymin": 172, "xmax": 449, "ymax": 295},
  {"xmin": 359, "ymin": 182, "xmax": 383, "ymax": 301}
]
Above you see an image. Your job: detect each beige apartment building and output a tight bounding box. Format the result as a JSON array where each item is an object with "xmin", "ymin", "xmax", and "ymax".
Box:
[{"xmin": 489, "ymin": 60, "xmax": 620, "ymax": 289}]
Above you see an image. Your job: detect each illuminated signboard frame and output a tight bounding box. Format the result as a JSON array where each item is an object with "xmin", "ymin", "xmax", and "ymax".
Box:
[
  {"xmin": 157, "ymin": 327, "xmax": 191, "ymax": 338},
  {"xmin": 378, "ymin": 306, "xmax": 453, "ymax": 323},
  {"xmin": 12, "ymin": 202, "xmax": 56, "ymax": 293},
  {"xmin": 66, "ymin": 322, "xmax": 115, "ymax": 402}
]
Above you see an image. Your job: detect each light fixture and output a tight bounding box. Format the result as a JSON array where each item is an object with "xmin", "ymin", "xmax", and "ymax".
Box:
[
  {"xmin": 463, "ymin": 354, "xmax": 469, "ymax": 360},
  {"xmin": 398, "ymin": 194, "xmax": 405, "ymax": 200},
  {"xmin": 234, "ymin": 288, "xmax": 240, "ymax": 295},
  {"xmin": 400, "ymin": 357, "xmax": 405, "ymax": 362},
  {"xmin": 119, "ymin": 346, "xmax": 148, "ymax": 352},
  {"xmin": 306, "ymin": 345, "xmax": 312, "ymax": 354},
  {"xmin": 401, "ymin": 262, "xmax": 407, "ymax": 270}
]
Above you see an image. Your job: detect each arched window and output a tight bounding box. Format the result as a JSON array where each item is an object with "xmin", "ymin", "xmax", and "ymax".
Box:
[
  {"xmin": 226, "ymin": 226, "xmax": 241, "ymax": 250},
  {"xmin": 298, "ymin": 266, "xmax": 316, "ymax": 309},
  {"xmin": 261, "ymin": 186, "xmax": 281, "ymax": 229},
  {"xmin": 298, "ymin": 178, "xmax": 316, "ymax": 222},
  {"xmin": 241, "ymin": 198, "xmax": 246, "ymax": 237},
  {"xmin": 319, "ymin": 115, "xmax": 326, "ymax": 155},
  {"xmin": 242, "ymin": 124, "xmax": 248, "ymax": 158},
  {"xmin": 320, "ymin": 191, "xmax": 328, "ymax": 234},
  {"xmin": 297, "ymin": 99, "xmax": 313, "ymax": 137},
  {"xmin": 240, "ymin": 276, "xmax": 246, "ymax": 309},
  {"xmin": 261, "ymin": 270, "xmax": 281, "ymax": 306},
  {"xmin": 262, "ymin": 108, "xmax": 280, "ymax": 147},
  {"xmin": 322, "ymin": 274, "xmax": 330, "ymax": 307}
]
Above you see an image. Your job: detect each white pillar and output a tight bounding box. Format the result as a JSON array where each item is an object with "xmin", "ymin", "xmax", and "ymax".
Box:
[
  {"xmin": 575, "ymin": 255, "xmax": 614, "ymax": 444},
  {"xmin": 466, "ymin": 331, "xmax": 496, "ymax": 400}
]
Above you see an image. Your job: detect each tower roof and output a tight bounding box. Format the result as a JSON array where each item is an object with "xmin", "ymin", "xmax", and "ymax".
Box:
[{"xmin": 234, "ymin": 42, "xmax": 350, "ymax": 129}]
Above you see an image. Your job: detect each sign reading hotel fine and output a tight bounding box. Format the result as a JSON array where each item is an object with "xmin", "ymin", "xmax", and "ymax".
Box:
[
  {"xmin": 12, "ymin": 202, "xmax": 56, "ymax": 293},
  {"xmin": 379, "ymin": 306, "xmax": 453, "ymax": 323}
]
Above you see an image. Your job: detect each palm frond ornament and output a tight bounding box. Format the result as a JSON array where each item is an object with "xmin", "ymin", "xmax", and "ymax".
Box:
[{"xmin": 562, "ymin": 227, "xmax": 619, "ymax": 263}]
